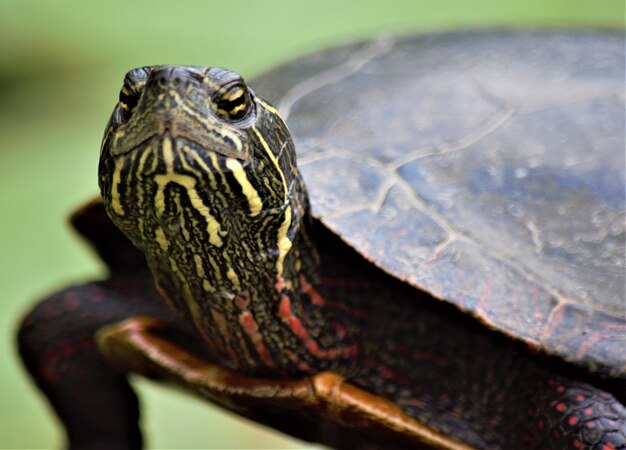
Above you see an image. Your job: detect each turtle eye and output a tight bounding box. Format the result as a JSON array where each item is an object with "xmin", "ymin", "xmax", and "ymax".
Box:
[
  {"xmin": 119, "ymin": 85, "xmax": 140, "ymax": 115},
  {"xmin": 118, "ymin": 67, "xmax": 149, "ymax": 118},
  {"xmin": 214, "ymin": 83, "xmax": 253, "ymax": 121}
]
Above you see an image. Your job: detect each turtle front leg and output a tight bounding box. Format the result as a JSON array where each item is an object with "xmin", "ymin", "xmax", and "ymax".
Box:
[
  {"xmin": 16, "ymin": 272, "xmax": 192, "ymax": 450},
  {"xmin": 519, "ymin": 375, "xmax": 626, "ymax": 450}
]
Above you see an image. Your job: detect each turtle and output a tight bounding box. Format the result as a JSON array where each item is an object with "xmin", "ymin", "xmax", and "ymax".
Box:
[{"xmin": 17, "ymin": 29, "xmax": 625, "ymax": 450}]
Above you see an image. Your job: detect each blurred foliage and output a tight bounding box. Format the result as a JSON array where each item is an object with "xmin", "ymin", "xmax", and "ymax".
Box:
[{"xmin": 0, "ymin": 0, "xmax": 623, "ymax": 448}]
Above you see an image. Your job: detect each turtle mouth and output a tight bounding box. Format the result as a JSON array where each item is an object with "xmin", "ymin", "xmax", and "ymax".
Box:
[
  {"xmin": 109, "ymin": 109, "xmax": 252, "ymax": 161},
  {"xmin": 110, "ymin": 119, "xmax": 211, "ymax": 158}
]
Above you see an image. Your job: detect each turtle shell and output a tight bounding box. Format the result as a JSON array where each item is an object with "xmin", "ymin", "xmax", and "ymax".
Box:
[{"xmin": 252, "ymin": 30, "xmax": 625, "ymax": 378}]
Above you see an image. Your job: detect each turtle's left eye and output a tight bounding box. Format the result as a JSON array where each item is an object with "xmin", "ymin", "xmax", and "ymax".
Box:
[{"xmin": 214, "ymin": 83, "xmax": 253, "ymax": 121}]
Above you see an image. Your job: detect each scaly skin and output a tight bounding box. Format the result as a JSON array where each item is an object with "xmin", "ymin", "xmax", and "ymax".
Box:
[
  {"xmin": 18, "ymin": 223, "xmax": 626, "ymax": 449},
  {"xmin": 18, "ymin": 65, "xmax": 626, "ymax": 449}
]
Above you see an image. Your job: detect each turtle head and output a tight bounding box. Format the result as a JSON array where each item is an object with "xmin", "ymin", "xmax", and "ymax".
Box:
[{"xmin": 99, "ymin": 65, "xmax": 307, "ymax": 323}]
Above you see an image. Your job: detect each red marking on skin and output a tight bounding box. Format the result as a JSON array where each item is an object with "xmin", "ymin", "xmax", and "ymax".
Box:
[
  {"xmin": 378, "ymin": 367, "xmax": 395, "ymax": 379},
  {"xmin": 279, "ymin": 295, "xmax": 357, "ymax": 360},
  {"xmin": 568, "ymin": 415, "xmax": 579, "ymax": 426},
  {"xmin": 572, "ymin": 439, "xmax": 585, "ymax": 449},
  {"xmin": 537, "ymin": 418, "xmax": 545, "ymax": 430},
  {"xmin": 306, "ymin": 339, "xmax": 332, "ymax": 357},
  {"xmin": 238, "ymin": 311, "xmax": 275, "ymax": 368},
  {"xmin": 297, "ymin": 361, "xmax": 311, "ymax": 371},
  {"xmin": 210, "ymin": 309, "xmax": 239, "ymax": 368},
  {"xmin": 603, "ymin": 443, "xmax": 616, "ymax": 450},
  {"xmin": 240, "ymin": 312, "xmax": 258, "ymax": 332},
  {"xmin": 555, "ymin": 402, "xmax": 566, "ymax": 412},
  {"xmin": 279, "ymin": 295, "xmax": 294, "ymax": 321},
  {"xmin": 291, "ymin": 317, "xmax": 307, "ymax": 339},
  {"xmin": 556, "ymin": 384, "xmax": 565, "ymax": 393},
  {"xmin": 584, "ymin": 407, "xmax": 593, "ymax": 416},
  {"xmin": 275, "ymin": 276, "xmax": 285, "ymax": 292},
  {"xmin": 298, "ymin": 274, "xmax": 326, "ymax": 306},
  {"xmin": 235, "ymin": 296, "xmax": 250, "ymax": 310},
  {"xmin": 576, "ymin": 394, "xmax": 585, "ymax": 402},
  {"xmin": 585, "ymin": 421, "xmax": 596, "ymax": 429}
]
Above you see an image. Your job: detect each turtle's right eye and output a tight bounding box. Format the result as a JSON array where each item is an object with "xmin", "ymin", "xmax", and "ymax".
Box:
[
  {"xmin": 118, "ymin": 67, "xmax": 150, "ymax": 118},
  {"xmin": 119, "ymin": 85, "xmax": 140, "ymax": 115}
]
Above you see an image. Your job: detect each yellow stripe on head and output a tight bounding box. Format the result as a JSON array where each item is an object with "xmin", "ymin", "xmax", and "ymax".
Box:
[
  {"xmin": 256, "ymin": 98, "xmax": 282, "ymax": 117},
  {"xmin": 110, "ymin": 158, "xmax": 126, "ymax": 216},
  {"xmin": 225, "ymin": 158, "xmax": 263, "ymax": 216}
]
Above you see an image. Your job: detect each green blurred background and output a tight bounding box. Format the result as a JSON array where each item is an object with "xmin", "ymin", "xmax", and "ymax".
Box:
[{"xmin": 0, "ymin": 1, "xmax": 623, "ymax": 448}]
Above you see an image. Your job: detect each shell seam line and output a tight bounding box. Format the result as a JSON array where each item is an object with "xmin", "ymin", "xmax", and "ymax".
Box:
[{"xmin": 278, "ymin": 37, "xmax": 396, "ymax": 121}]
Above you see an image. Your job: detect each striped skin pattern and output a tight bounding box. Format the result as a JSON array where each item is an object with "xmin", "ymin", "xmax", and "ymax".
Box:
[
  {"xmin": 98, "ymin": 66, "xmax": 342, "ymax": 377},
  {"xmin": 18, "ymin": 66, "xmax": 624, "ymax": 449},
  {"xmin": 18, "ymin": 221, "xmax": 626, "ymax": 449}
]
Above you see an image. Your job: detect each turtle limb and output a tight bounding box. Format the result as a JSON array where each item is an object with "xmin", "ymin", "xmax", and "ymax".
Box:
[
  {"xmin": 16, "ymin": 274, "xmax": 195, "ymax": 450},
  {"xmin": 98, "ymin": 316, "xmax": 474, "ymax": 450},
  {"xmin": 519, "ymin": 375, "xmax": 626, "ymax": 449}
]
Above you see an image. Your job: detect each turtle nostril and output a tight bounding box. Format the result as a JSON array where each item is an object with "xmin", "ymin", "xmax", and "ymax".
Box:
[{"xmin": 151, "ymin": 67, "xmax": 192, "ymax": 90}]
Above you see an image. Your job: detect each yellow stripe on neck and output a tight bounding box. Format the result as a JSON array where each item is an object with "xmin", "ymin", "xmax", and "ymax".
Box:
[
  {"xmin": 251, "ymin": 125, "xmax": 292, "ymax": 278},
  {"xmin": 154, "ymin": 172, "xmax": 224, "ymax": 248}
]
